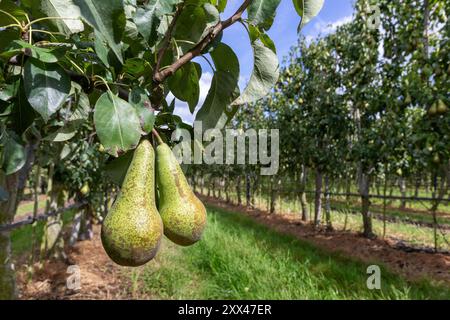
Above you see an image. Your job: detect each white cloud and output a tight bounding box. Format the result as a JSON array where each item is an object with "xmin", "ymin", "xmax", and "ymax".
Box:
[
  {"xmin": 171, "ymin": 71, "xmax": 213, "ymax": 125},
  {"xmin": 313, "ymin": 15, "xmax": 353, "ymax": 36}
]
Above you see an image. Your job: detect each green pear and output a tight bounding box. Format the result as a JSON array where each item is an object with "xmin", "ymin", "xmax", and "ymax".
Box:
[
  {"xmin": 155, "ymin": 141, "xmax": 206, "ymax": 246},
  {"xmin": 428, "ymin": 103, "xmax": 438, "ymax": 116},
  {"xmin": 80, "ymin": 182, "xmax": 90, "ymax": 195},
  {"xmin": 437, "ymin": 99, "xmax": 448, "ymax": 115},
  {"xmin": 101, "ymin": 140, "xmax": 163, "ymax": 266}
]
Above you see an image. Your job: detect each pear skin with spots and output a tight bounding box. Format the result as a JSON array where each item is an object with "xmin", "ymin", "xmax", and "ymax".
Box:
[
  {"xmin": 156, "ymin": 143, "xmax": 206, "ymax": 246},
  {"xmin": 101, "ymin": 140, "xmax": 163, "ymax": 266}
]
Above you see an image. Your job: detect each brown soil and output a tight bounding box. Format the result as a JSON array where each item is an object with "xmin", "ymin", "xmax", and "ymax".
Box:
[
  {"xmin": 201, "ymin": 196, "xmax": 450, "ymax": 286},
  {"xmin": 17, "ymin": 225, "xmax": 137, "ymax": 300}
]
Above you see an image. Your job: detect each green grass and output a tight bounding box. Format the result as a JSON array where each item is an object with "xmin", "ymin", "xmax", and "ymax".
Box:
[
  {"xmin": 211, "ymin": 190, "xmax": 450, "ymax": 251},
  {"xmin": 131, "ymin": 206, "xmax": 450, "ymax": 300},
  {"xmin": 11, "ymin": 209, "xmax": 76, "ymax": 257},
  {"xmin": 15, "ymin": 198, "xmax": 47, "ymax": 219},
  {"xmin": 329, "ymin": 200, "xmax": 450, "ymax": 226},
  {"xmin": 330, "ymin": 209, "xmax": 449, "ymax": 250}
]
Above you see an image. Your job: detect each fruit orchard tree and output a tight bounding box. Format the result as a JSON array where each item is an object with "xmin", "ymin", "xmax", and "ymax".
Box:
[{"xmin": 0, "ymin": 0, "xmax": 324, "ymax": 299}]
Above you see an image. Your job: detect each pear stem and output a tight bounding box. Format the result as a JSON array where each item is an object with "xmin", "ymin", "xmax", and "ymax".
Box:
[{"xmin": 152, "ymin": 129, "xmax": 164, "ymax": 145}]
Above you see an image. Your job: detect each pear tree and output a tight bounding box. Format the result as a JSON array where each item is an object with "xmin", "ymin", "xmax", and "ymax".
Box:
[{"xmin": 0, "ymin": 0, "xmax": 324, "ymax": 299}]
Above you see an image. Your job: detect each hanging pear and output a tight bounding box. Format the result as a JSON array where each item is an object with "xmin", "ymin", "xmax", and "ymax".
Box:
[
  {"xmin": 101, "ymin": 140, "xmax": 163, "ymax": 266},
  {"xmin": 154, "ymin": 133, "xmax": 206, "ymax": 246}
]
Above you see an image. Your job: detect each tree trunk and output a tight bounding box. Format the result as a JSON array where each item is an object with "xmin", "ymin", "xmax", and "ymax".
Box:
[
  {"xmin": 79, "ymin": 206, "xmax": 94, "ymax": 241},
  {"xmin": 324, "ymin": 175, "xmax": 333, "ymax": 231},
  {"xmin": 69, "ymin": 210, "xmax": 83, "ymax": 247},
  {"xmin": 29, "ymin": 166, "xmax": 41, "ymax": 276},
  {"xmin": 41, "ymin": 167, "xmax": 66, "ymax": 260},
  {"xmin": 0, "ymin": 172, "xmax": 20, "ymax": 299},
  {"xmin": 399, "ymin": 177, "xmax": 407, "ymax": 209},
  {"xmin": 269, "ymin": 178, "xmax": 276, "ymax": 214},
  {"xmin": 375, "ymin": 178, "xmax": 381, "ymax": 196},
  {"xmin": 0, "ymin": 141, "xmax": 37, "ymax": 299},
  {"xmin": 382, "ymin": 164, "xmax": 388, "ymax": 238},
  {"xmin": 314, "ymin": 168, "xmax": 323, "ymax": 227},
  {"xmin": 224, "ymin": 177, "xmax": 230, "ymax": 203},
  {"xmin": 251, "ymin": 175, "xmax": 258, "ymax": 208},
  {"xmin": 414, "ymin": 176, "xmax": 421, "ymax": 198},
  {"xmin": 192, "ymin": 174, "xmax": 197, "ymax": 193},
  {"xmin": 299, "ymin": 165, "xmax": 308, "ymax": 221},
  {"xmin": 103, "ymin": 186, "xmax": 109, "ymax": 218},
  {"xmin": 245, "ymin": 173, "xmax": 251, "ymax": 207},
  {"xmin": 236, "ymin": 176, "xmax": 242, "ymax": 205},
  {"xmin": 430, "ymin": 166, "xmax": 449, "ymax": 252},
  {"xmin": 359, "ymin": 171, "xmax": 375, "ymax": 238}
]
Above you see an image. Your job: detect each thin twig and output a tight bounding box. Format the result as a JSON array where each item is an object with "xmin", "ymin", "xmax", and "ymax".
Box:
[
  {"xmin": 153, "ymin": 0, "xmax": 252, "ymax": 83},
  {"xmin": 154, "ymin": 3, "xmax": 185, "ymax": 79},
  {"xmin": 152, "ymin": 129, "xmax": 164, "ymax": 145}
]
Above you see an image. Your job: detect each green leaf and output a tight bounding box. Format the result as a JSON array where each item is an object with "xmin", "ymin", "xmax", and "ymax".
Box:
[
  {"xmin": 70, "ymin": 92, "xmax": 91, "ymax": 122},
  {"xmin": 23, "ymin": 58, "xmax": 71, "ymax": 122},
  {"xmin": 73, "ymin": 0, "xmax": 126, "ymax": 63},
  {"xmin": 1, "ymin": 40, "xmax": 65, "ymax": 63},
  {"xmin": 12, "ymin": 83, "xmax": 37, "ymax": 134},
  {"xmin": 0, "ymin": 29, "xmax": 20, "ymax": 53},
  {"xmin": 233, "ymin": 40, "xmax": 279, "ymax": 106},
  {"xmin": 201, "ymin": 30, "xmax": 223, "ymax": 54},
  {"xmin": 123, "ymin": 57, "xmax": 151, "ymax": 78},
  {"xmin": 0, "ymin": 78, "xmax": 20, "ymax": 102},
  {"xmin": 248, "ymin": 25, "xmax": 276, "ymax": 53},
  {"xmin": 174, "ymin": 3, "xmax": 219, "ymax": 53},
  {"xmin": 0, "ymin": 0, "xmax": 28, "ymax": 25},
  {"xmin": 195, "ymin": 43, "xmax": 240, "ymax": 131},
  {"xmin": 134, "ymin": 0, "xmax": 179, "ymax": 45},
  {"xmin": 43, "ymin": 125, "xmax": 78, "ymax": 142},
  {"xmin": 168, "ymin": 62, "xmax": 201, "ymax": 113},
  {"xmin": 155, "ymin": 112, "xmax": 183, "ymax": 128},
  {"xmin": 293, "ymin": 0, "xmax": 324, "ymax": 31},
  {"xmin": 93, "ymin": 91, "xmax": 142, "ymax": 157},
  {"xmin": 129, "ymin": 88, "xmax": 155, "ymax": 134},
  {"xmin": 40, "ymin": 0, "xmax": 84, "ymax": 35},
  {"xmin": 248, "ymin": 0, "xmax": 282, "ymax": 30},
  {"xmin": 216, "ymin": 0, "xmax": 227, "ymax": 13},
  {"xmin": 105, "ymin": 150, "xmax": 134, "ymax": 185},
  {"xmin": 1, "ymin": 132, "xmax": 25, "ymax": 175}
]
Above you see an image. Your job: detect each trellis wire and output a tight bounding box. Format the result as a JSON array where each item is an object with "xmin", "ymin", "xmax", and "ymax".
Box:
[{"xmin": 0, "ymin": 201, "xmax": 87, "ymax": 232}]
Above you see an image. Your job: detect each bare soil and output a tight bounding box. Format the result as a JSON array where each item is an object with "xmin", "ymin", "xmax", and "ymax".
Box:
[
  {"xmin": 201, "ymin": 196, "xmax": 450, "ymax": 286},
  {"xmin": 17, "ymin": 225, "xmax": 135, "ymax": 300}
]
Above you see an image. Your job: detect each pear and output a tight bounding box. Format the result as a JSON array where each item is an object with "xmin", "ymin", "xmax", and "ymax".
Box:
[
  {"xmin": 155, "ymin": 137, "xmax": 206, "ymax": 246},
  {"xmin": 101, "ymin": 140, "xmax": 163, "ymax": 266},
  {"xmin": 80, "ymin": 182, "xmax": 90, "ymax": 195},
  {"xmin": 428, "ymin": 103, "xmax": 438, "ymax": 116},
  {"xmin": 436, "ymin": 99, "xmax": 448, "ymax": 115}
]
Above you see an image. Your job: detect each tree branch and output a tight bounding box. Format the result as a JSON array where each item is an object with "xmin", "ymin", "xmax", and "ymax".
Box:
[
  {"xmin": 154, "ymin": 2, "xmax": 184, "ymax": 79},
  {"xmin": 153, "ymin": 0, "xmax": 251, "ymax": 83}
]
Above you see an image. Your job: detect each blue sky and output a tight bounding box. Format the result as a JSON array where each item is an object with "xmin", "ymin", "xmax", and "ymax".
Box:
[{"xmin": 172, "ymin": 0, "xmax": 356, "ymax": 124}]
